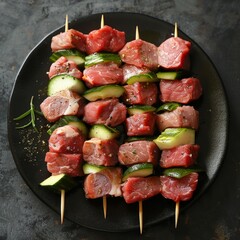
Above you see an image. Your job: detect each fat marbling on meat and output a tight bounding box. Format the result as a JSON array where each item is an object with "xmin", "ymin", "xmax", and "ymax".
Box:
[
  {"xmin": 40, "ymin": 89, "xmax": 86, "ymax": 122},
  {"xmin": 84, "ymin": 167, "xmax": 122, "ymax": 198}
]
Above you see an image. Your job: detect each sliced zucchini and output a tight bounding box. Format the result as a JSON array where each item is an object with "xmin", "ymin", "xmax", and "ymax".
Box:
[
  {"xmin": 127, "ymin": 105, "xmax": 156, "ymax": 115},
  {"xmin": 83, "ymin": 163, "xmax": 106, "ymax": 175},
  {"xmin": 156, "ymin": 102, "xmax": 181, "ymax": 113},
  {"xmin": 153, "ymin": 128, "xmax": 195, "ymax": 150},
  {"xmin": 85, "ymin": 53, "xmax": 121, "ymax": 68},
  {"xmin": 125, "ymin": 137, "xmax": 155, "ymax": 142},
  {"xmin": 122, "ymin": 163, "xmax": 154, "ymax": 182},
  {"xmin": 89, "ymin": 124, "xmax": 120, "ymax": 140},
  {"xmin": 156, "ymin": 71, "xmax": 183, "ymax": 80},
  {"xmin": 83, "ymin": 85, "xmax": 125, "ymax": 101},
  {"xmin": 49, "ymin": 49, "xmax": 85, "ymax": 67},
  {"xmin": 48, "ymin": 74, "xmax": 86, "ymax": 96},
  {"xmin": 40, "ymin": 174, "xmax": 78, "ymax": 193},
  {"xmin": 163, "ymin": 167, "xmax": 203, "ymax": 179},
  {"xmin": 126, "ymin": 72, "xmax": 158, "ymax": 84},
  {"xmin": 47, "ymin": 116, "xmax": 88, "ymax": 136}
]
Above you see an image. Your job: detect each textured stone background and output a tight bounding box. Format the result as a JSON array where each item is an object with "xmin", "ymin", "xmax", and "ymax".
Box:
[{"xmin": 1, "ymin": 0, "xmax": 240, "ymax": 239}]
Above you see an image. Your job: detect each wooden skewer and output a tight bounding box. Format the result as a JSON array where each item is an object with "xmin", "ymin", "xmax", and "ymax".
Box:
[
  {"xmin": 135, "ymin": 25, "xmax": 140, "ymax": 40},
  {"xmin": 60, "ymin": 14, "xmax": 69, "ymax": 224},
  {"xmin": 103, "ymin": 195, "xmax": 107, "ymax": 219},
  {"xmin": 101, "ymin": 14, "xmax": 104, "ymax": 29},
  {"xmin": 65, "ymin": 14, "xmax": 69, "ymax": 32},
  {"xmin": 60, "ymin": 189, "xmax": 65, "ymax": 224},
  {"xmin": 139, "ymin": 200, "xmax": 143, "ymax": 234},
  {"xmin": 134, "ymin": 25, "xmax": 144, "ymax": 234},
  {"xmin": 100, "ymin": 14, "xmax": 108, "ymax": 219},
  {"xmin": 173, "ymin": 22, "xmax": 180, "ymax": 229},
  {"xmin": 174, "ymin": 22, "xmax": 178, "ymax": 38},
  {"xmin": 175, "ymin": 201, "xmax": 180, "ymax": 228}
]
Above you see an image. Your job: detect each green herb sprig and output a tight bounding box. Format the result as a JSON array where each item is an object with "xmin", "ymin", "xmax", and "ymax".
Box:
[{"xmin": 14, "ymin": 96, "xmax": 43, "ymax": 132}]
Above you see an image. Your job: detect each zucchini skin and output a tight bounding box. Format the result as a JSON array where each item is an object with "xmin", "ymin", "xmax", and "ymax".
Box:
[
  {"xmin": 153, "ymin": 128, "xmax": 195, "ymax": 150},
  {"xmin": 85, "ymin": 53, "xmax": 122, "ymax": 68},
  {"xmin": 156, "ymin": 102, "xmax": 181, "ymax": 113},
  {"xmin": 126, "ymin": 72, "xmax": 158, "ymax": 84},
  {"xmin": 163, "ymin": 167, "xmax": 203, "ymax": 179},
  {"xmin": 40, "ymin": 174, "xmax": 78, "ymax": 193},
  {"xmin": 89, "ymin": 124, "xmax": 120, "ymax": 140},
  {"xmin": 127, "ymin": 105, "xmax": 156, "ymax": 115},
  {"xmin": 49, "ymin": 49, "xmax": 86, "ymax": 66},
  {"xmin": 48, "ymin": 74, "xmax": 86, "ymax": 96},
  {"xmin": 122, "ymin": 163, "xmax": 154, "ymax": 181},
  {"xmin": 156, "ymin": 71, "xmax": 183, "ymax": 80},
  {"xmin": 83, "ymin": 84, "xmax": 125, "ymax": 101},
  {"xmin": 47, "ymin": 116, "xmax": 88, "ymax": 136}
]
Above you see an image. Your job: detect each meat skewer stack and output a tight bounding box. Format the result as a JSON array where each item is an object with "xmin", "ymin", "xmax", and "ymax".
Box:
[
  {"xmin": 118, "ymin": 26, "xmax": 162, "ymax": 234},
  {"xmin": 154, "ymin": 22, "xmax": 202, "ymax": 228},
  {"xmin": 37, "ymin": 14, "xmax": 203, "ymax": 232},
  {"xmin": 40, "ymin": 15, "xmax": 87, "ymax": 224}
]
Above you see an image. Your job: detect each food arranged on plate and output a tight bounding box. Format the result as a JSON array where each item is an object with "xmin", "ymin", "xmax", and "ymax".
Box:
[{"xmin": 15, "ymin": 15, "xmax": 204, "ymax": 233}]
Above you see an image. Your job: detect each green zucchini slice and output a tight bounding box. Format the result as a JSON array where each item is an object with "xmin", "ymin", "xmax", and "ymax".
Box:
[
  {"xmin": 83, "ymin": 85, "xmax": 125, "ymax": 101},
  {"xmin": 47, "ymin": 116, "xmax": 88, "ymax": 136},
  {"xmin": 126, "ymin": 72, "xmax": 158, "ymax": 84},
  {"xmin": 127, "ymin": 105, "xmax": 156, "ymax": 115},
  {"xmin": 156, "ymin": 71, "xmax": 183, "ymax": 80},
  {"xmin": 40, "ymin": 174, "xmax": 78, "ymax": 193},
  {"xmin": 122, "ymin": 163, "xmax": 154, "ymax": 182},
  {"xmin": 85, "ymin": 53, "xmax": 121, "ymax": 68},
  {"xmin": 153, "ymin": 128, "xmax": 195, "ymax": 150},
  {"xmin": 82, "ymin": 163, "xmax": 106, "ymax": 175},
  {"xmin": 156, "ymin": 102, "xmax": 182, "ymax": 113},
  {"xmin": 89, "ymin": 124, "xmax": 120, "ymax": 140},
  {"xmin": 163, "ymin": 168, "xmax": 203, "ymax": 179},
  {"xmin": 48, "ymin": 74, "xmax": 86, "ymax": 96},
  {"xmin": 49, "ymin": 49, "xmax": 85, "ymax": 67}
]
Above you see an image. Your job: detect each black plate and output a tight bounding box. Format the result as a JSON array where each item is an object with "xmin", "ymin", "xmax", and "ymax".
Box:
[{"xmin": 8, "ymin": 12, "xmax": 228, "ymax": 232}]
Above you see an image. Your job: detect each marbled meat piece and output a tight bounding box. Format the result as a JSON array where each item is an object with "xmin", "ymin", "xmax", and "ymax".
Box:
[
  {"xmin": 40, "ymin": 90, "xmax": 86, "ymax": 122},
  {"xmin": 48, "ymin": 56, "xmax": 83, "ymax": 79},
  {"xmin": 118, "ymin": 140, "xmax": 160, "ymax": 166},
  {"xmin": 83, "ymin": 138, "xmax": 119, "ymax": 166},
  {"xmin": 160, "ymin": 78, "xmax": 202, "ymax": 104},
  {"xmin": 160, "ymin": 172, "xmax": 199, "ymax": 202},
  {"xmin": 84, "ymin": 167, "xmax": 122, "ymax": 198},
  {"xmin": 122, "ymin": 177, "xmax": 161, "ymax": 203},
  {"xmin": 48, "ymin": 125, "xmax": 85, "ymax": 154},
  {"xmin": 160, "ymin": 144, "xmax": 200, "ymax": 168},
  {"xmin": 119, "ymin": 39, "xmax": 158, "ymax": 70},
  {"xmin": 158, "ymin": 37, "xmax": 191, "ymax": 70},
  {"xmin": 45, "ymin": 152, "xmax": 84, "ymax": 177},
  {"xmin": 126, "ymin": 113, "xmax": 156, "ymax": 136},
  {"xmin": 83, "ymin": 98, "xmax": 127, "ymax": 127},
  {"xmin": 122, "ymin": 64, "xmax": 150, "ymax": 83},
  {"xmin": 82, "ymin": 62, "xmax": 123, "ymax": 88},
  {"xmin": 122, "ymin": 82, "xmax": 158, "ymax": 106},
  {"xmin": 86, "ymin": 25, "xmax": 125, "ymax": 54},
  {"xmin": 51, "ymin": 29, "xmax": 87, "ymax": 52},
  {"xmin": 156, "ymin": 106, "xmax": 199, "ymax": 131}
]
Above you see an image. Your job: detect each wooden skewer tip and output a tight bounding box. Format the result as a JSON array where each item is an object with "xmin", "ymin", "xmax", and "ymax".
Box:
[
  {"xmin": 101, "ymin": 14, "xmax": 105, "ymax": 29},
  {"xmin": 103, "ymin": 195, "xmax": 107, "ymax": 219},
  {"xmin": 65, "ymin": 15, "xmax": 69, "ymax": 32},
  {"xmin": 175, "ymin": 201, "xmax": 180, "ymax": 228},
  {"xmin": 139, "ymin": 200, "xmax": 143, "ymax": 234},
  {"xmin": 135, "ymin": 25, "xmax": 140, "ymax": 40},
  {"xmin": 60, "ymin": 189, "xmax": 65, "ymax": 224},
  {"xmin": 174, "ymin": 22, "xmax": 178, "ymax": 38}
]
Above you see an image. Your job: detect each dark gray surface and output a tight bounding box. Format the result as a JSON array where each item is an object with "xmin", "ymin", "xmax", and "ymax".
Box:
[{"xmin": 1, "ymin": 0, "xmax": 240, "ymax": 239}]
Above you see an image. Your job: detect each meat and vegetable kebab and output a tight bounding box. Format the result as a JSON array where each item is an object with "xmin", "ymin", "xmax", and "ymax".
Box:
[{"xmin": 14, "ymin": 14, "xmax": 203, "ymax": 232}]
